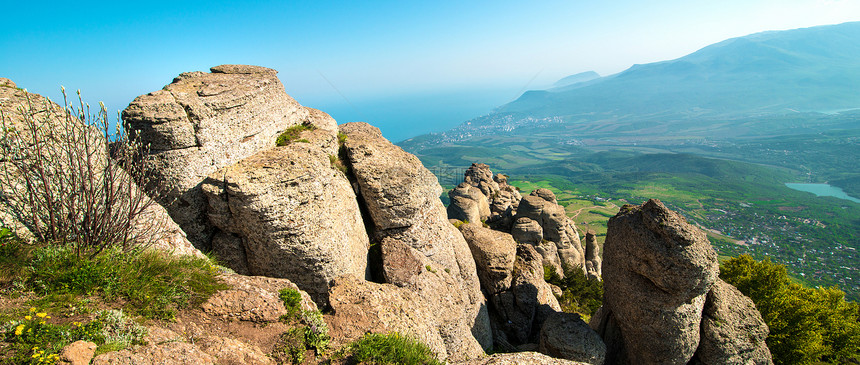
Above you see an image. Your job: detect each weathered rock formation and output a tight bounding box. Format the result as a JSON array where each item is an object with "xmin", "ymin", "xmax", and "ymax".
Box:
[
  {"xmin": 592, "ymin": 199, "xmax": 771, "ymax": 365},
  {"xmin": 448, "ymin": 182, "xmax": 492, "ymax": 224},
  {"xmin": 515, "ymin": 193, "xmax": 585, "ymax": 274},
  {"xmin": 448, "ymin": 163, "xmax": 588, "ymax": 280},
  {"xmin": 459, "ymin": 222, "xmax": 517, "ymax": 294},
  {"xmin": 692, "ymin": 279, "xmax": 773, "ymax": 364},
  {"xmin": 123, "ymin": 65, "xmax": 320, "ymax": 250},
  {"xmin": 337, "ymin": 122, "xmax": 492, "ymax": 360},
  {"xmin": 200, "ymin": 143, "xmax": 369, "ymax": 305},
  {"xmin": 540, "ymin": 312, "xmax": 606, "ymax": 364},
  {"xmin": 584, "ymin": 231, "xmax": 602, "ymax": 281},
  {"xmin": 490, "ymin": 244, "xmax": 561, "ymax": 349},
  {"xmin": 0, "ymin": 79, "xmax": 199, "ymax": 257}
]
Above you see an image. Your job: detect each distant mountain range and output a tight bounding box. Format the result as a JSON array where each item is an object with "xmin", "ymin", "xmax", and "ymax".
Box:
[{"xmin": 404, "ymin": 21, "xmax": 860, "ymax": 144}]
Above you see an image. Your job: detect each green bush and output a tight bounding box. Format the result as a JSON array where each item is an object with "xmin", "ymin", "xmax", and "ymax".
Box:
[
  {"xmin": 275, "ymin": 123, "xmax": 316, "ymax": 146},
  {"xmin": 721, "ymin": 255, "xmax": 860, "ymax": 365},
  {"xmin": 544, "ymin": 264, "xmax": 603, "ymax": 320},
  {"xmin": 279, "ymin": 288, "xmax": 303, "ymax": 320},
  {"xmin": 348, "ymin": 332, "xmax": 441, "ymax": 365}
]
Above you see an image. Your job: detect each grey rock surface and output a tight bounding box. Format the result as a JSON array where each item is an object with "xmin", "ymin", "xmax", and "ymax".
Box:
[
  {"xmin": 540, "ymin": 312, "xmax": 606, "ymax": 364},
  {"xmin": 123, "ymin": 65, "xmax": 324, "ymax": 249},
  {"xmin": 595, "ymin": 199, "xmax": 719, "ymax": 365},
  {"xmin": 458, "ymin": 222, "xmax": 518, "ymax": 294},
  {"xmin": 511, "ymin": 217, "xmax": 543, "ymax": 245},
  {"xmin": 516, "ymin": 194, "xmax": 585, "ymax": 272},
  {"xmin": 339, "ymin": 122, "xmax": 492, "ymax": 357},
  {"xmin": 692, "ymin": 279, "xmax": 773, "ymax": 365},
  {"xmin": 201, "ymin": 144, "xmax": 369, "ymax": 306},
  {"xmin": 490, "ymin": 244, "xmax": 561, "ymax": 346},
  {"xmin": 585, "ymin": 231, "xmax": 602, "ymax": 280},
  {"xmin": 448, "ymin": 182, "xmax": 492, "ymax": 224}
]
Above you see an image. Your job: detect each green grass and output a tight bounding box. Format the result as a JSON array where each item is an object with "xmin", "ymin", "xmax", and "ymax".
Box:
[
  {"xmin": 347, "ymin": 332, "xmax": 442, "ymax": 365},
  {"xmin": 1, "ymin": 239, "xmax": 227, "ymax": 320},
  {"xmin": 276, "ymin": 123, "xmax": 316, "ymax": 146}
]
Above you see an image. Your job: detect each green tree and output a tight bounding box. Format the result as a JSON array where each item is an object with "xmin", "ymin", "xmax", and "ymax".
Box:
[{"xmin": 721, "ymin": 255, "xmax": 860, "ymax": 364}]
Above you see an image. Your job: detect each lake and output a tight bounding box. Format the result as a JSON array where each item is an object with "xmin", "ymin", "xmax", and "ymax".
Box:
[{"xmin": 784, "ymin": 183, "xmax": 860, "ymax": 204}]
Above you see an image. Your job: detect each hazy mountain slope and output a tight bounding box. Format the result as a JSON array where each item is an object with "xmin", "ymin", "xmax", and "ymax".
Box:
[{"xmin": 499, "ymin": 21, "xmax": 860, "ymax": 123}]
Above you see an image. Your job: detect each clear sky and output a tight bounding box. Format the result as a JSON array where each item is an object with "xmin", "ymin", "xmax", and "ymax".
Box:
[{"xmin": 2, "ymin": 0, "xmax": 859, "ymax": 141}]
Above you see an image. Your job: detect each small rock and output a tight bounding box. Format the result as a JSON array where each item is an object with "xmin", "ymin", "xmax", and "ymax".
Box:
[
  {"xmin": 59, "ymin": 340, "xmax": 97, "ymax": 365},
  {"xmin": 540, "ymin": 312, "xmax": 606, "ymax": 364}
]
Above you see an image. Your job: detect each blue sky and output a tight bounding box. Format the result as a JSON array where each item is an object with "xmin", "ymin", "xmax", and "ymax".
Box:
[{"xmin": 2, "ymin": 0, "xmax": 859, "ymax": 141}]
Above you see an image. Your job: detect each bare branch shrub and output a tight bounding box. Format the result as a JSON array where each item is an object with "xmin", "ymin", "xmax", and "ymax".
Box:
[{"xmin": 0, "ymin": 88, "xmax": 165, "ymax": 257}]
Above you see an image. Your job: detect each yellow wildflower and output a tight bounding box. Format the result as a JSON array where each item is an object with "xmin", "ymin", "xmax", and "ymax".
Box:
[
  {"xmin": 24, "ymin": 315, "xmax": 32, "ymax": 320},
  {"xmin": 36, "ymin": 312, "xmax": 47, "ymax": 318},
  {"xmin": 14, "ymin": 324, "xmax": 24, "ymax": 336},
  {"xmin": 29, "ymin": 307, "xmax": 36, "ymax": 312}
]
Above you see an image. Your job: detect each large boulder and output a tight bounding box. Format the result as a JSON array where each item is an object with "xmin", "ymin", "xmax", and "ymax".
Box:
[
  {"xmin": 201, "ymin": 144, "xmax": 369, "ymax": 306},
  {"xmin": 593, "ymin": 199, "xmax": 719, "ymax": 365},
  {"xmin": 123, "ymin": 65, "xmax": 329, "ymax": 249},
  {"xmin": 539, "ymin": 312, "xmax": 606, "ymax": 364},
  {"xmin": 338, "ymin": 122, "xmax": 492, "ymax": 358},
  {"xmin": 458, "ymin": 223, "xmax": 518, "ymax": 294},
  {"xmin": 456, "ymin": 164, "xmax": 521, "ymax": 230},
  {"xmin": 0, "ymin": 80, "xmax": 200, "ymax": 257},
  {"xmin": 448, "ymin": 182, "xmax": 491, "ymax": 224},
  {"xmin": 691, "ymin": 279, "xmax": 773, "ymax": 364},
  {"xmin": 200, "ymin": 273, "xmax": 318, "ymax": 323},
  {"xmin": 511, "ymin": 217, "xmax": 543, "ymax": 244}
]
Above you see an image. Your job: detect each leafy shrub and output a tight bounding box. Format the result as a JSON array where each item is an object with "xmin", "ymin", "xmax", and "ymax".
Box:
[
  {"xmin": 275, "ymin": 123, "xmax": 315, "ymax": 146},
  {"xmin": 347, "ymin": 332, "xmax": 441, "ymax": 365},
  {"xmin": 545, "ymin": 264, "xmax": 603, "ymax": 320},
  {"xmin": 0, "ymin": 89, "xmax": 166, "ymax": 257},
  {"xmin": 278, "ymin": 288, "xmax": 302, "ymax": 320},
  {"xmin": 721, "ymin": 255, "xmax": 860, "ymax": 365},
  {"xmin": 274, "ymin": 327, "xmax": 307, "ymax": 364},
  {"xmin": 337, "ymin": 132, "xmax": 347, "ymax": 145},
  {"xmin": 300, "ymin": 310, "xmax": 330, "ymax": 354}
]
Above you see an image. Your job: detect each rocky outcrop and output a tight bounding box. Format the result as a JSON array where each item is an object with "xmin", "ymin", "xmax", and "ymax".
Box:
[
  {"xmin": 123, "ymin": 65, "xmax": 328, "ymax": 249},
  {"xmin": 201, "ymin": 144, "xmax": 369, "ymax": 306},
  {"xmin": 338, "ymin": 122, "xmax": 492, "ymax": 358},
  {"xmin": 91, "ymin": 342, "xmax": 216, "ymax": 365},
  {"xmin": 584, "ymin": 231, "xmax": 602, "ymax": 280},
  {"xmin": 459, "ymin": 164, "xmax": 522, "ymax": 229},
  {"xmin": 516, "ymin": 194, "xmax": 585, "ymax": 273},
  {"xmin": 0, "ymin": 80, "xmax": 200, "ymax": 257},
  {"xmin": 592, "ymin": 199, "xmax": 719, "ymax": 365},
  {"xmin": 448, "ymin": 183, "xmax": 492, "ymax": 224},
  {"xmin": 540, "ymin": 312, "xmax": 606, "ymax": 364},
  {"xmin": 692, "ymin": 279, "xmax": 773, "ymax": 364},
  {"xmin": 491, "ymin": 244, "xmax": 561, "ymax": 348},
  {"xmin": 459, "ymin": 223, "xmax": 518, "ymax": 294}
]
